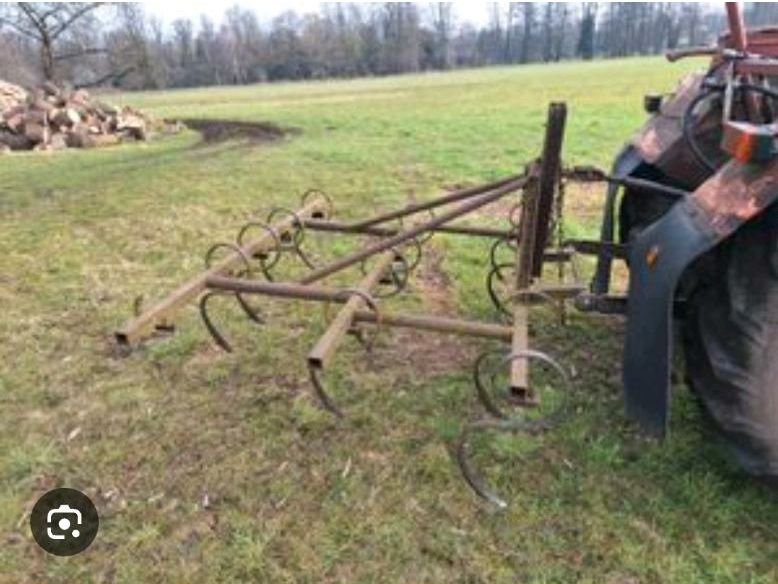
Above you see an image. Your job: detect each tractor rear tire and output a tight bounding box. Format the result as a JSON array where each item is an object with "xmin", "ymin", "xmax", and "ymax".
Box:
[{"xmin": 682, "ymin": 202, "xmax": 778, "ymax": 480}]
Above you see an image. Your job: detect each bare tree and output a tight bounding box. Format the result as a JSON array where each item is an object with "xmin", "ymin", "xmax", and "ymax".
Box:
[
  {"xmin": 428, "ymin": 3, "xmax": 454, "ymax": 69},
  {"xmin": 0, "ymin": 2, "xmax": 105, "ymax": 80},
  {"xmin": 577, "ymin": 2, "xmax": 597, "ymax": 60},
  {"xmin": 518, "ymin": 2, "xmax": 535, "ymax": 64},
  {"xmin": 0, "ymin": 1, "xmax": 734, "ymax": 91}
]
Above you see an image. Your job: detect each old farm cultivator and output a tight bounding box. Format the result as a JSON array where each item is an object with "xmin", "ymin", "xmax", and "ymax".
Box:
[
  {"xmin": 118, "ymin": 103, "xmax": 594, "ymax": 506},
  {"xmin": 119, "ymin": 2, "xmax": 778, "ymax": 505}
]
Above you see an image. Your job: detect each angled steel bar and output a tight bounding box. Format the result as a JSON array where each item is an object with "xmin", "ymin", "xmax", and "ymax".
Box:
[
  {"xmin": 207, "ymin": 276, "xmax": 341, "ymax": 301},
  {"xmin": 350, "ymin": 173, "xmax": 523, "ymax": 230},
  {"xmin": 298, "ymin": 177, "xmax": 529, "ymax": 285},
  {"xmin": 204, "ymin": 275, "xmax": 512, "ymax": 341},
  {"xmin": 115, "ymin": 196, "xmax": 327, "ymax": 345},
  {"xmin": 509, "ymin": 103, "xmax": 567, "ymax": 400},
  {"xmin": 350, "ymin": 311, "xmax": 511, "ymax": 341},
  {"xmin": 303, "ymin": 218, "xmax": 517, "ymax": 240},
  {"xmin": 510, "ymin": 305, "xmax": 530, "ymax": 397},
  {"xmin": 307, "ymin": 251, "xmax": 396, "ymax": 370},
  {"xmin": 511, "ymin": 169, "xmax": 538, "ymax": 396},
  {"xmin": 531, "ymin": 102, "xmax": 567, "ymax": 278},
  {"xmin": 310, "ymin": 248, "xmax": 421, "ymax": 416}
]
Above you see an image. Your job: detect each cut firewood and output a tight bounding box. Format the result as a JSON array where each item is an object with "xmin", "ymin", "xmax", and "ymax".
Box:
[
  {"xmin": 25, "ymin": 109, "xmax": 48, "ymax": 125},
  {"xmin": 51, "ymin": 108, "xmax": 81, "ymax": 128},
  {"xmin": 0, "ymin": 80, "xmax": 28, "ymax": 110},
  {"xmin": 0, "ymin": 130, "xmax": 33, "ymax": 150},
  {"xmin": 70, "ymin": 89, "xmax": 90, "ymax": 106},
  {"xmin": 49, "ymin": 133, "xmax": 68, "ymax": 150},
  {"xmin": 4, "ymin": 113, "xmax": 25, "ymax": 133},
  {"xmin": 0, "ymin": 78, "xmax": 181, "ymax": 152},
  {"xmin": 117, "ymin": 112, "xmax": 147, "ymax": 140},
  {"xmin": 24, "ymin": 122, "xmax": 49, "ymax": 144}
]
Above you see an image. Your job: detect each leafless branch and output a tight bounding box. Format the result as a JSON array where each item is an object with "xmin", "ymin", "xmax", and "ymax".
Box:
[{"xmin": 54, "ymin": 47, "xmax": 108, "ymax": 61}]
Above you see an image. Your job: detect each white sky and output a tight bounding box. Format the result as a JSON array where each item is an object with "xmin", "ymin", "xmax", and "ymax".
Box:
[{"xmin": 142, "ymin": 1, "xmax": 495, "ymax": 29}]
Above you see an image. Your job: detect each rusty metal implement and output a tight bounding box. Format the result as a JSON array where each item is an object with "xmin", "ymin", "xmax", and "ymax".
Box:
[{"xmin": 116, "ymin": 103, "xmax": 588, "ymax": 508}]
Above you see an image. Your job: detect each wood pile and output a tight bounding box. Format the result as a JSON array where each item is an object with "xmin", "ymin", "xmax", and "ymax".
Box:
[{"xmin": 0, "ymin": 80, "xmax": 180, "ymax": 153}]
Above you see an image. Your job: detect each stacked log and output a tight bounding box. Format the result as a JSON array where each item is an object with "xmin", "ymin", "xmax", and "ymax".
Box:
[{"xmin": 0, "ymin": 79, "xmax": 179, "ymax": 152}]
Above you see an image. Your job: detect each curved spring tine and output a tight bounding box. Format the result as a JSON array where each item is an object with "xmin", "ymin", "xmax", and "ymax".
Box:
[
  {"xmin": 308, "ymin": 362, "xmax": 344, "ymax": 417},
  {"xmin": 205, "ymin": 240, "xmax": 268, "ymax": 321},
  {"xmin": 486, "ymin": 262, "xmax": 514, "ymax": 319},
  {"xmin": 487, "ymin": 263, "xmax": 564, "ymax": 322},
  {"xmin": 294, "ymin": 244, "xmax": 317, "ymax": 271},
  {"xmin": 339, "ymin": 287, "xmax": 382, "ymax": 352},
  {"xmin": 258, "ymin": 262, "xmax": 275, "ymax": 282},
  {"xmin": 373, "ymin": 252, "xmax": 410, "ymax": 299},
  {"xmin": 204, "ymin": 241, "xmax": 254, "ymax": 276},
  {"xmin": 356, "ymin": 242, "xmax": 418, "ymax": 303},
  {"xmin": 488, "ymin": 238, "xmax": 516, "ymax": 280},
  {"xmin": 309, "ymin": 288, "xmax": 381, "ymax": 416},
  {"xmin": 461, "ymin": 346, "xmax": 575, "ymax": 507},
  {"xmin": 456, "ymin": 417, "xmax": 553, "ymax": 509},
  {"xmin": 199, "ymin": 292, "xmax": 233, "ymax": 352},
  {"xmin": 473, "ymin": 349, "xmax": 572, "ymax": 420},
  {"xmin": 264, "ymin": 207, "xmax": 317, "ymax": 270},
  {"xmin": 266, "ymin": 206, "xmax": 306, "ymax": 248},
  {"xmin": 235, "ymin": 292, "xmax": 264, "ymax": 324},
  {"xmin": 236, "ymin": 221, "xmax": 282, "ymax": 272},
  {"xmin": 473, "ymin": 349, "xmax": 509, "ymax": 419},
  {"xmin": 474, "ymin": 348, "xmax": 572, "ymax": 419},
  {"xmin": 301, "ymin": 188, "xmax": 335, "ymax": 219},
  {"xmin": 508, "ymin": 202, "xmax": 523, "ymax": 229},
  {"xmin": 403, "ymin": 237, "xmax": 424, "ymax": 272}
]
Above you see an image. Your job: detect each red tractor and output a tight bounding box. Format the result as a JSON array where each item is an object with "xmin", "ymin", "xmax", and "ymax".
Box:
[{"xmin": 601, "ymin": 2, "xmax": 778, "ymax": 482}]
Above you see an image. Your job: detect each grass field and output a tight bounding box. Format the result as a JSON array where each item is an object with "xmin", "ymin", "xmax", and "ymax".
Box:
[{"xmin": 2, "ymin": 57, "xmax": 777, "ymax": 583}]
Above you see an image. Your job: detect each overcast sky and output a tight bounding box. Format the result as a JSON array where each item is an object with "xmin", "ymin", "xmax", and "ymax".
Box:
[{"xmin": 142, "ymin": 1, "xmax": 494, "ymax": 29}]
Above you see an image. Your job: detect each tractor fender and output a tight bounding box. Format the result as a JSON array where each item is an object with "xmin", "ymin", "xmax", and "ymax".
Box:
[{"xmin": 623, "ymin": 157, "xmax": 778, "ymax": 436}]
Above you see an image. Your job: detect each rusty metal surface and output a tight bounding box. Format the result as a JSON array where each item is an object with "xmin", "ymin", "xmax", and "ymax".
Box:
[
  {"xmin": 726, "ymin": 1, "xmax": 748, "ymax": 52},
  {"xmin": 299, "ymin": 176, "xmax": 528, "ymax": 285},
  {"xmin": 507, "ymin": 103, "xmax": 567, "ymax": 399},
  {"xmin": 303, "ymin": 218, "xmax": 517, "ymax": 239},
  {"xmin": 115, "ymin": 195, "xmax": 327, "ymax": 345},
  {"xmin": 204, "ymin": 275, "xmax": 513, "ymax": 341},
  {"xmin": 119, "ymin": 101, "xmax": 583, "ymax": 509},
  {"xmin": 531, "ymin": 102, "xmax": 567, "ymax": 278},
  {"xmin": 459, "ymin": 349, "xmax": 572, "ymax": 507},
  {"xmin": 691, "ymin": 157, "xmax": 778, "ymax": 234},
  {"xmin": 307, "ymin": 251, "xmax": 395, "ymax": 370},
  {"xmin": 351, "ymin": 174, "xmax": 523, "ymax": 229},
  {"xmin": 629, "ymin": 72, "xmax": 718, "ymax": 190}
]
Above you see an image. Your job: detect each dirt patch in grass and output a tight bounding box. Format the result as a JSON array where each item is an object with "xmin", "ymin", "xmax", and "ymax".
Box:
[
  {"xmin": 372, "ymin": 242, "xmax": 479, "ymax": 378},
  {"xmin": 415, "ymin": 242, "xmax": 454, "ymax": 315},
  {"xmin": 181, "ymin": 118, "xmax": 300, "ymax": 145}
]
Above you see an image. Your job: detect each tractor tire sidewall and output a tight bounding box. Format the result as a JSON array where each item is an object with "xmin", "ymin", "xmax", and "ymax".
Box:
[{"xmin": 682, "ymin": 202, "xmax": 778, "ymax": 478}]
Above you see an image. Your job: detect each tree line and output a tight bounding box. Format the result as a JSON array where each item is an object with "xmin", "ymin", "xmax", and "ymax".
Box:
[{"xmin": 2, "ymin": 3, "xmax": 778, "ymax": 90}]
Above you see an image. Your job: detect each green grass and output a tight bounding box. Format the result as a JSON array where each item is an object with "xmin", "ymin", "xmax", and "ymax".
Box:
[{"xmin": 2, "ymin": 57, "xmax": 777, "ymax": 583}]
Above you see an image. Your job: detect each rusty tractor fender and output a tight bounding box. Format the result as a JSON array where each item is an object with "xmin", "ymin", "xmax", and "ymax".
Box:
[{"xmin": 623, "ymin": 157, "xmax": 778, "ymax": 436}]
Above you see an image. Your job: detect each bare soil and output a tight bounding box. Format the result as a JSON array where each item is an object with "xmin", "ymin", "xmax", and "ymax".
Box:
[
  {"xmin": 372, "ymin": 241, "xmax": 480, "ymax": 378},
  {"xmin": 181, "ymin": 118, "xmax": 300, "ymax": 145}
]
